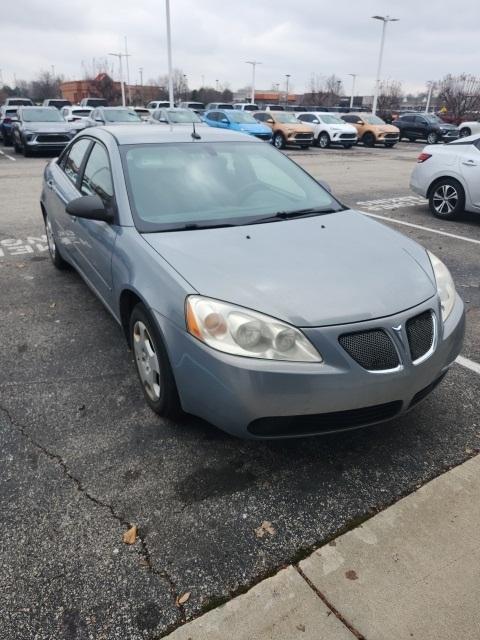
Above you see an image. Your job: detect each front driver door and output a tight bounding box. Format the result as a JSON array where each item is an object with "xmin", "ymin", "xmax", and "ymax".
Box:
[{"xmin": 70, "ymin": 141, "xmax": 118, "ymax": 309}]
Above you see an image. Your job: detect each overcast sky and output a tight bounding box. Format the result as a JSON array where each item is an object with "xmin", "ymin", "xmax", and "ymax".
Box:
[{"xmin": 1, "ymin": 0, "xmax": 479, "ymax": 96}]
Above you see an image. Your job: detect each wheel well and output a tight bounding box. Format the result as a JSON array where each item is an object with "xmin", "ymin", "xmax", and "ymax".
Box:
[
  {"xmin": 427, "ymin": 176, "xmax": 465, "ymax": 200},
  {"xmin": 40, "ymin": 202, "xmax": 46, "ymax": 220},
  {"xmin": 119, "ymin": 289, "xmax": 143, "ymax": 345}
]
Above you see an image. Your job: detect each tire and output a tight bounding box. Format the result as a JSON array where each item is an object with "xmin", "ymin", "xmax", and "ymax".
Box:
[
  {"xmin": 343, "ymin": 144, "xmax": 354, "ymax": 149},
  {"xmin": 427, "ymin": 132, "xmax": 438, "ymax": 144},
  {"xmin": 13, "ymin": 136, "xmax": 21, "ymax": 153},
  {"xmin": 428, "ymin": 178, "xmax": 465, "ymax": 220},
  {"xmin": 129, "ymin": 303, "xmax": 181, "ymax": 419},
  {"xmin": 273, "ymin": 132, "xmax": 285, "ymax": 149},
  {"xmin": 300, "ymin": 145, "xmax": 310, "ymax": 149},
  {"xmin": 318, "ymin": 132, "xmax": 330, "ymax": 149},
  {"xmin": 384, "ymin": 143, "xmax": 396, "ymax": 148},
  {"xmin": 22, "ymin": 139, "xmax": 32, "ymax": 157},
  {"xmin": 459, "ymin": 127, "xmax": 471, "ymax": 138},
  {"xmin": 44, "ymin": 212, "xmax": 69, "ymax": 269},
  {"xmin": 362, "ymin": 132, "xmax": 375, "ymax": 147}
]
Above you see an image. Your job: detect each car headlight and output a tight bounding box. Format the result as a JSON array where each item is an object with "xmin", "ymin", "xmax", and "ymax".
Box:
[
  {"xmin": 185, "ymin": 296, "xmax": 322, "ymax": 362},
  {"xmin": 428, "ymin": 251, "xmax": 456, "ymax": 321}
]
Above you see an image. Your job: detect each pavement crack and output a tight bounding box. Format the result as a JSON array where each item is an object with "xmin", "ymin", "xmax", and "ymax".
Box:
[
  {"xmin": 0, "ymin": 404, "xmax": 184, "ymax": 622},
  {"xmin": 294, "ymin": 565, "xmax": 366, "ymax": 640}
]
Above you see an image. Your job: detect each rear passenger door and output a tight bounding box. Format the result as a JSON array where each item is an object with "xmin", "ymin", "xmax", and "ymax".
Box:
[
  {"xmin": 413, "ymin": 116, "xmax": 429, "ymax": 139},
  {"xmin": 71, "ymin": 141, "xmax": 118, "ymax": 306}
]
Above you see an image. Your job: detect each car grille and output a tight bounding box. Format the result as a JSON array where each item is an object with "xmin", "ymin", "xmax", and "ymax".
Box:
[
  {"xmin": 248, "ymin": 401, "xmax": 402, "ymax": 437},
  {"xmin": 294, "ymin": 133, "xmax": 313, "ymax": 140},
  {"xmin": 406, "ymin": 311, "xmax": 434, "ymax": 362},
  {"xmin": 384, "ymin": 133, "xmax": 399, "ymax": 139},
  {"xmin": 339, "ymin": 329, "xmax": 400, "ymax": 371},
  {"xmin": 36, "ymin": 134, "xmax": 70, "ymax": 143},
  {"xmin": 339, "ymin": 133, "xmax": 357, "ymax": 139}
]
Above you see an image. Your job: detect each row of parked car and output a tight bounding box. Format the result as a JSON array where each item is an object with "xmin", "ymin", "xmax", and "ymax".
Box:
[{"xmin": 2, "ymin": 95, "xmax": 479, "ymax": 157}]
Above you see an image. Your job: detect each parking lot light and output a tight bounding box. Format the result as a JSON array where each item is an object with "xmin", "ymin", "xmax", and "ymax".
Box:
[
  {"xmin": 165, "ymin": 0, "xmax": 174, "ymax": 108},
  {"xmin": 108, "ymin": 52, "xmax": 126, "ymax": 106},
  {"xmin": 348, "ymin": 74, "xmax": 357, "ymax": 109},
  {"xmin": 371, "ymin": 15, "xmax": 399, "ymax": 114},
  {"xmin": 246, "ymin": 61, "xmax": 261, "ymax": 105}
]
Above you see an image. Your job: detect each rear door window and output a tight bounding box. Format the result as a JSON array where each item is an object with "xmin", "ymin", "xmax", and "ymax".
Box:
[{"xmin": 62, "ymin": 138, "xmax": 92, "ymax": 187}]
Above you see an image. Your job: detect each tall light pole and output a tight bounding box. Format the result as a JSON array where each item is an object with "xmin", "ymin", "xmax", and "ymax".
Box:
[
  {"xmin": 124, "ymin": 36, "xmax": 132, "ymax": 105},
  {"xmin": 109, "ymin": 53, "xmax": 126, "ymax": 106},
  {"xmin": 139, "ymin": 67, "xmax": 144, "ymax": 104},
  {"xmin": 348, "ymin": 73, "xmax": 357, "ymax": 109},
  {"xmin": 285, "ymin": 74, "xmax": 291, "ymax": 107},
  {"xmin": 245, "ymin": 61, "xmax": 261, "ymax": 104},
  {"xmin": 371, "ymin": 15, "xmax": 399, "ymax": 114},
  {"xmin": 425, "ymin": 81, "xmax": 435, "ymax": 113},
  {"xmin": 165, "ymin": 0, "xmax": 174, "ymax": 107}
]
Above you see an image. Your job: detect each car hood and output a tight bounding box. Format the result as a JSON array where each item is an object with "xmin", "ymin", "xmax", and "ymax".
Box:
[
  {"xmin": 143, "ymin": 210, "xmax": 436, "ymax": 327},
  {"xmin": 375, "ymin": 124, "xmax": 400, "ymax": 133},
  {"xmin": 21, "ymin": 122, "xmax": 73, "ymax": 132}
]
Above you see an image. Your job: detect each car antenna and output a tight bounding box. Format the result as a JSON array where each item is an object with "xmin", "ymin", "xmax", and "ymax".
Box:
[{"xmin": 191, "ymin": 121, "xmax": 201, "ymax": 140}]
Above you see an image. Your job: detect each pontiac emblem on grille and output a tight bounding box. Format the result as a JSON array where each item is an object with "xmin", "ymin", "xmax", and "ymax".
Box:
[{"xmin": 392, "ymin": 325, "xmax": 402, "ymax": 332}]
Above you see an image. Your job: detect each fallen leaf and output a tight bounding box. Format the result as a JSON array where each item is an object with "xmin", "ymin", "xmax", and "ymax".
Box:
[
  {"xmin": 122, "ymin": 525, "xmax": 137, "ymax": 545},
  {"xmin": 15, "ymin": 263, "xmax": 26, "ymax": 269},
  {"xmin": 345, "ymin": 569, "xmax": 358, "ymax": 581},
  {"xmin": 49, "ymin": 302, "xmax": 56, "ymax": 308},
  {"xmin": 176, "ymin": 591, "xmax": 191, "ymax": 606},
  {"xmin": 296, "ymin": 623, "xmax": 306, "ymax": 632},
  {"xmin": 255, "ymin": 521, "xmax": 275, "ymax": 538}
]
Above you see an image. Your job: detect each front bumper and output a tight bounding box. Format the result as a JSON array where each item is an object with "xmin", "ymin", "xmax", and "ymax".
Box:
[
  {"xmin": 23, "ymin": 132, "xmax": 74, "ymax": 149},
  {"xmin": 331, "ymin": 132, "xmax": 358, "ymax": 145},
  {"xmin": 154, "ymin": 294, "xmax": 465, "ymax": 438},
  {"xmin": 253, "ymin": 132, "xmax": 272, "ymax": 141},
  {"xmin": 378, "ymin": 133, "xmax": 400, "ymax": 144},
  {"xmin": 287, "ymin": 133, "xmax": 314, "ymax": 146},
  {"xmin": 440, "ymin": 131, "xmax": 459, "ymax": 142}
]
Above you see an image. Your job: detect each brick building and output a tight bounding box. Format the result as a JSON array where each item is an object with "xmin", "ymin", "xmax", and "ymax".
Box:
[{"xmin": 60, "ymin": 73, "xmax": 161, "ymax": 106}]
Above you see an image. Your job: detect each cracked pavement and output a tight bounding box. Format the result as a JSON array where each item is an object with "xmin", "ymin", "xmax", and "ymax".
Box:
[{"xmin": 1, "ymin": 143, "xmax": 479, "ymax": 638}]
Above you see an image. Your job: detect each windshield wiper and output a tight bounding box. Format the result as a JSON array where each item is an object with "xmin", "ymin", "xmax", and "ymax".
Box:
[
  {"xmin": 248, "ymin": 207, "xmax": 339, "ymax": 225},
  {"xmin": 160, "ymin": 222, "xmax": 238, "ymax": 232}
]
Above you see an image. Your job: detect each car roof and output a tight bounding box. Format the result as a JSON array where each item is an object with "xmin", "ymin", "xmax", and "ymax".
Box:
[{"xmin": 82, "ymin": 124, "xmax": 260, "ymax": 145}]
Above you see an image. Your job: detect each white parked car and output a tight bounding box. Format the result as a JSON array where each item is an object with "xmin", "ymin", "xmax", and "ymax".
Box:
[
  {"xmin": 146, "ymin": 101, "xmax": 172, "ymax": 111},
  {"xmin": 410, "ymin": 134, "xmax": 480, "ymax": 219},
  {"xmin": 458, "ymin": 120, "xmax": 480, "ymax": 138},
  {"xmin": 61, "ymin": 105, "xmax": 93, "ymax": 123},
  {"xmin": 296, "ymin": 112, "xmax": 358, "ymax": 148}
]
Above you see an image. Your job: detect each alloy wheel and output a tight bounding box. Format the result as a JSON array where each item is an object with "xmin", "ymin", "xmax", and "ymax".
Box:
[
  {"xmin": 133, "ymin": 321, "xmax": 161, "ymax": 401},
  {"xmin": 432, "ymin": 184, "xmax": 458, "ymax": 216},
  {"xmin": 427, "ymin": 132, "xmax": 438, "ymax": 144},
  {"xmin": 273, "ymin": 133, "xmax": 284, "ymax": 149},
  {"xmin": 319, "ymin": 133, "xmax": 329, "ymax": 148}
]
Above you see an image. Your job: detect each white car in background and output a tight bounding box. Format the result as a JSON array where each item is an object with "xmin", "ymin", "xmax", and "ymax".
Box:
[
  {"xmin": 61, "ymin": 105, "xmax": 93, "ymax": 123},
  {"xmin": 410, "ymin": 134, "xmax": 480, "ymax": 220},
  {"xmin": 458, "ymin": 120, "xmax": 480, "ymax": 138},
  {"xmin": 296, "ymin": 112, "xmax": 358, "ymax": 148}
]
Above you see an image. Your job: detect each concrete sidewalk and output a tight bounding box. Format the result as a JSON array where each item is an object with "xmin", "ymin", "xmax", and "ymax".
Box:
[{"xmin": 165, "ymin": 454, "xmax": 480, "ymax": 640}]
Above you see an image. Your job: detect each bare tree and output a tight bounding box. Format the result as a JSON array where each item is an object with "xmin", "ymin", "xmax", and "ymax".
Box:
[
  {"xmin": 377, "ymin": 80, "xmax": 404, "ymax": 111},
  {"xmin": 437, "ymin": 74, "xmax": 480, "ymax": 119},
  {"xmin": 155, "ymin": 68, "xmax": 189, "ymax": 101},
  {"xmin": 302, "ymin": 73, "xmax": 342, "ymax": 107},
  {"xmin": 30, "ymin": 70, "xmax": 63, "ymax": 101}
]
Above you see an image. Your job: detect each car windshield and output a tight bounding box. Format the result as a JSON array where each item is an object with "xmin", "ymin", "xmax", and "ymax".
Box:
[
  {"xmin": 274, "ymin": 112, "xmax": 299, "ymax": 124},
  {"xmin": 22, "ymin": 108, "xmax": 63, "ymax": 122},
  {"xmin": 167, "ymin": 110, "xmax": 201, "ymax": 123},
  {"xmin": 320, "ymin": 114, "xmax": 345, "ymax": 124},
  {"xmin": 122, "ymin": 141, "xmax": 342, "ymax": 232},
  {"xmin": 362, "ymin": 114, "xmax": 386, "ymax": 125},
  {"xmin": 104, "ymin": 109, "xmax": 141, "ymax": 122},
  {"xmin": 72, "ymin": 110, "xmax": 92, "ymax": 117},
  {"xmin": 229, "ymin": 112, "xmax": 258, "ymax": 124}
]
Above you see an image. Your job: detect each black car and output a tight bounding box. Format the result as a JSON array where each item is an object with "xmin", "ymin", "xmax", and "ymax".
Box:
[
  {"xmin": 395, "ymin": 113, "xmax": 459, "ymax": 144},
  {"xmin": 12, "ymin": 107, "xmax": 78, "ymax": 156}
]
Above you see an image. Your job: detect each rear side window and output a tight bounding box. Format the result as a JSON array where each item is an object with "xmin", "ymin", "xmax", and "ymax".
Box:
[
  {"xmin": 80, "ymin": 143, "xmax": 113, "ymax": 203},
  {"xmin": 63, "ymin": 138, "xmax": 92, "ymax": 186}
]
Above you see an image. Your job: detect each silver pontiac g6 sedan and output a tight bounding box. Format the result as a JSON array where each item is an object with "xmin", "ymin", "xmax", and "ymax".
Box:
[{"xmin": 41, "ymin": 125, "xmax": 465, "ymax": 438}]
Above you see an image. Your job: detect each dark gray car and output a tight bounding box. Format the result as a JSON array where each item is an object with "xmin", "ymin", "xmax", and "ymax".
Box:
[
  {"xmin": 12, "ymin": 107, "xmax": 79, "ymax": 156},
  {"xmin": 40, "ymin": 126, "xmax": 465, "ymax": 438}
]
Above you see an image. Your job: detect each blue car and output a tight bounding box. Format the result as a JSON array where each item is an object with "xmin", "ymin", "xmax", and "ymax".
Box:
[
  {"xmin": 204, "ymin": 109, "xmax": 272, "ymax": 141},
  {"xmin": 0, "ymin": 106, "xmax": 19, "ymax": 145}
]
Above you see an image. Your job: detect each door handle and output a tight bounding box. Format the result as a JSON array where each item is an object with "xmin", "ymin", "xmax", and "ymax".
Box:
[
  {"xmin": 47, "ymin": 179, "xmax": 54, "ymax": 189},
  {"xmin": 462, "ymin": 160, "xmax": 477, "ymax": 166}
]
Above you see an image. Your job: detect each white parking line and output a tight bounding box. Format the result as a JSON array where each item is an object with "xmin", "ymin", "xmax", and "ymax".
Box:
[
  {"xmin": 0, "ymin": 148, "xmax": 16, "ymax": 162},
  {"xmin": 456, "ymin": 355, "xmax": 480, "ymax": 375},
  {"xmin": 363, "ymin": 212, "xmax": 480, "ymax": 246}
]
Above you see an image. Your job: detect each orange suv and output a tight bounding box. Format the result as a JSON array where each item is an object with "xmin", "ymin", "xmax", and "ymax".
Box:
[
  {"xmin": 340, "ymin": 113, "xmax": 400, "ymax": 148},
  {"xmin": 254, "ymin": 111, "xmax": 314, "ymax": 149}
]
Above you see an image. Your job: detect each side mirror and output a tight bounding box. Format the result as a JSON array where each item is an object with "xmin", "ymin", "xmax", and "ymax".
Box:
[
  {"xmin": 312, "ymin": 119, "xmax": 320, "ymax": 124},
  {"xmin": 267, "ymin": 118, "xmax": 274, "ymax": 124},
  {"xmin": 159, "ymin": 118, "xmax": 168, "ymax": 123},
  {"xmin": 356, "ymin": 120, "xmax": 363, "ymax": 125},
  {"xmin": 317, "ymin": 179, "xmax": 332, "ymax": 193},
  {"xmin": 66, "ymin": 195, "xmax": 114, "ymax": 223},
  {"xmin": 220, "ymin": 118, "xmax": 229, "ymax": 124},
  {"xmin": 95, "ymin": 117, "xmax": 104, "ymax": 123}
]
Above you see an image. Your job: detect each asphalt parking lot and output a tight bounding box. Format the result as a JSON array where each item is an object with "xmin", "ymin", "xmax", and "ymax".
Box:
[{"xmin": 1, "ymin": 140, "xmax": 479, "ymax": 639}]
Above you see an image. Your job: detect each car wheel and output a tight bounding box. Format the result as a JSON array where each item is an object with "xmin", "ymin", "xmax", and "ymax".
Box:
[
  {"xmin": 44, "ymin": 213, "xmax": 69, "ymax": 269},
  {"xmin": 362, "ymin": 132, "xmax": 375, "ymax": 147},
  {"xmin": 343, "ymin": 144, "xmax": 353, "ymax": 149},
  {"xmin": 384, "ymin": 143, "xmax": 396, "ymax": 148},
  {"xmin": 318, "ymin": 132, "xmax": 330, "ymax": 148},
  {"xmin": 13, "ymin": 136, "xmax": 21, "ymax": 153},
  {"xmin": 459, "ymin": 127, "xmax": 471, "ymax": 138},
  {"xmin": 130, "ymin": 303, "xmax": 181, "ymax": 418},
  {"xmin": 427, "ymin": 132, "xmax": 438, "ymax": 144},
  {"xmin": 273, "ymin": 132, "xmax": 285, "ymax": 149},
  {"xmin": 300, "ymin": 145, "xmax": 310, "ymax": 149},
  {"xmin": 429, "ymin": 178, "xmax": 465, "ymax": 220},
  {"xmin": 22, "ymin": 139, "xmax": 32, "ymax": 157}
]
